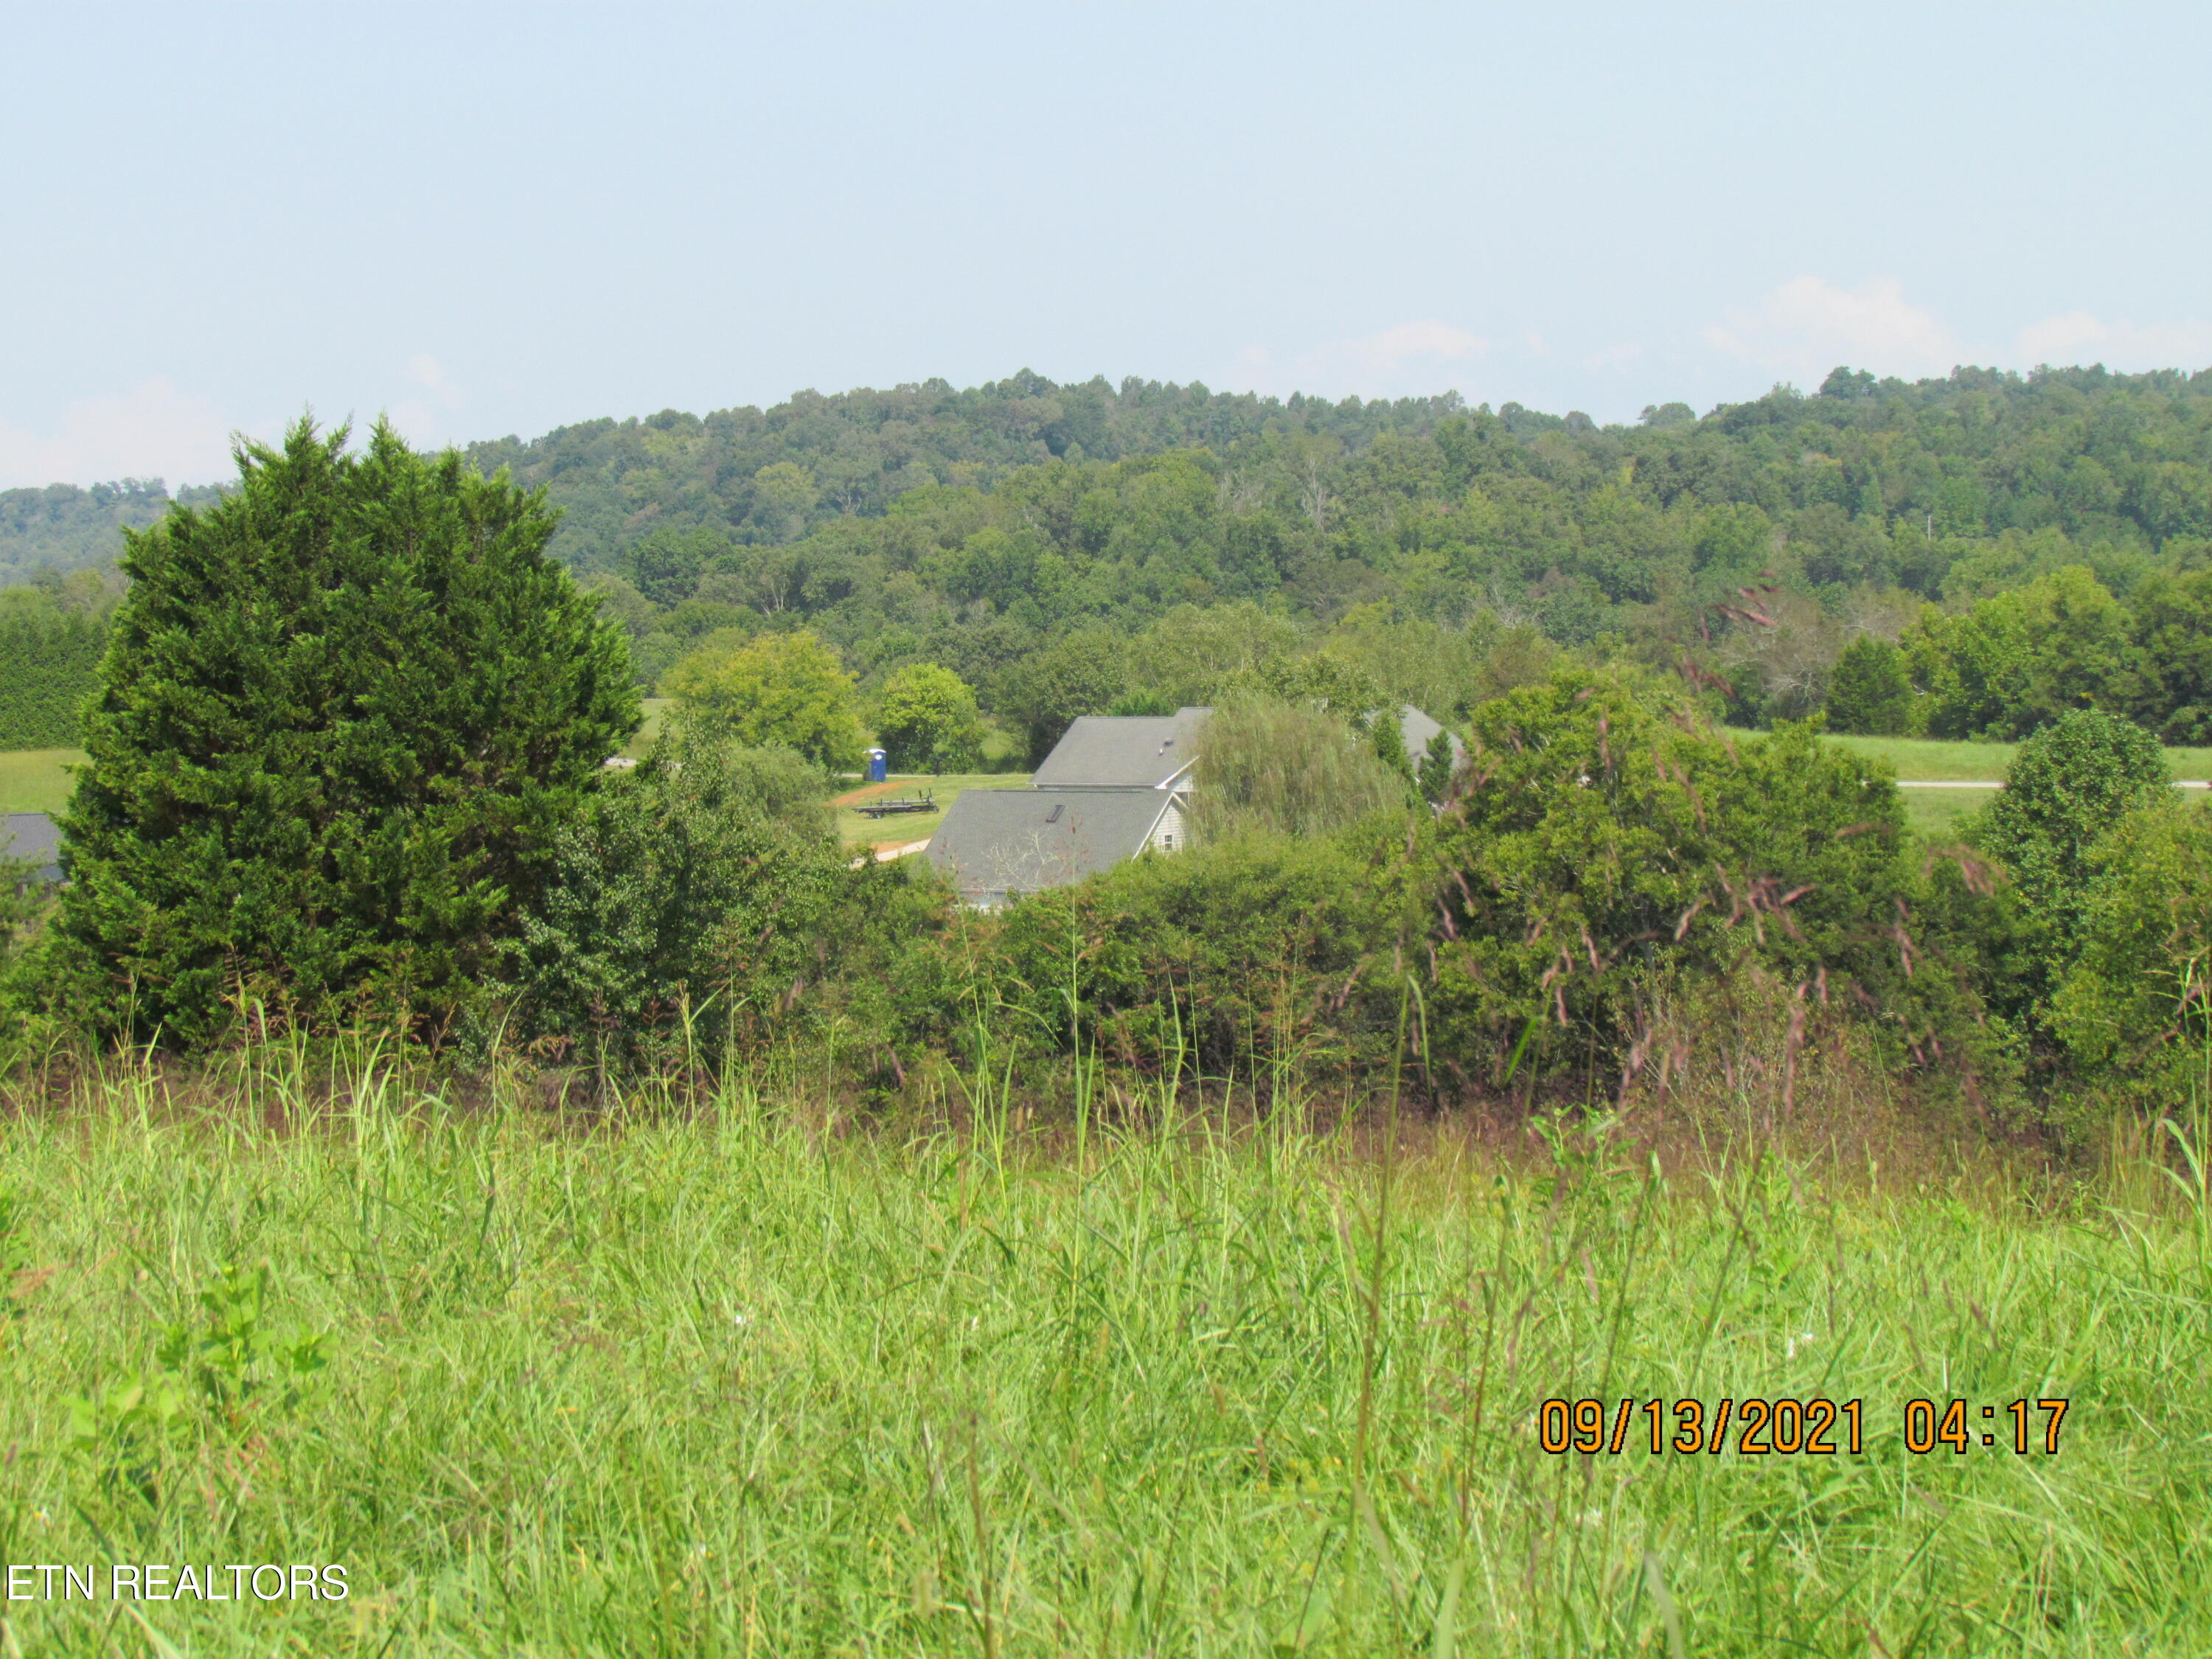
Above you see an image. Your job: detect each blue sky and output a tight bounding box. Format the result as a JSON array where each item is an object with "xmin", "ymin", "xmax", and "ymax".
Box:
[{"xmin": 1, "ymin": 1, "xmax": 2206, "ymax": 488}]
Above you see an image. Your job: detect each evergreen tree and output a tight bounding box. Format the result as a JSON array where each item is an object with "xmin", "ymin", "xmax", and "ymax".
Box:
[
  {"xmin": 1824, "ymin": 636, "xmax": 1916, "ymax": 735},
  {"xmin": 1969, "ymin": 709, "xmax": 2170, "ymax": 1028},
  {"xmin": 53, "ymin": 420, "xmax": 637, "ymax": 1043},
  {"xmin": 1417, "ymin": 728, "xmax": 1458, "ymax": 805}
]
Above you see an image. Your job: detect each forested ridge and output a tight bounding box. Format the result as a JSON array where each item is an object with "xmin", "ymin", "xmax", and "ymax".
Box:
[{"xmin": 6, "ymin": 363, "xmax": 2212, "ymax": 747}]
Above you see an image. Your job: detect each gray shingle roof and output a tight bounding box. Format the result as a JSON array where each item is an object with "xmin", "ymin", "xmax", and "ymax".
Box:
[
  {"xmin": 926, "ymin": 788, "xmax": 1174, "ymax": 904},
  {"xmin": 1398, "ymin": 705, "xmax": 1466, "ymax": 768},
  {"xmin": 1, "ymin": 813, "xmax": 62, "ymax": 884},
  {"xmin": 1030, "ymin": 707, "xmax": 1208, "ymax": 790}
]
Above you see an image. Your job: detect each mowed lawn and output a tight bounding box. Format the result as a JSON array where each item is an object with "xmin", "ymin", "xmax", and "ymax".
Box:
[
  {"xmin": 0, "ymin": 1073, "xmax": 2205, "ymax": 1655},
  {"xmin": 833, "ymin": 773, "xmax": 1032, "ymax": 847},
  {"xmin": 0, "ymin": 747, "xmax": 83, "ymax": 815},
  {"xmin": 1818, "ymin": 731, "xmax": 2212, "ymax": 782}
]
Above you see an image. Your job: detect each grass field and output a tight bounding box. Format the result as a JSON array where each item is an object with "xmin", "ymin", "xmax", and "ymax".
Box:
[
  {"xmin": 0, "ymin": 1056, "xmax": 2206, "ymax": 1655},
  {"xmin": 617, "ymin": 697, "xmax": 672, "ymax": 759},
  {"xmin": 0, "ymin": 748, "xmax": 84, "ymax": 815},
  {"xmin": 833, "ymin": 773, "xmax": 1033, "ymax": 847},
  {"xmin": 1815, "ymin": 732, "xmax": 2212, "ymax": 783}
]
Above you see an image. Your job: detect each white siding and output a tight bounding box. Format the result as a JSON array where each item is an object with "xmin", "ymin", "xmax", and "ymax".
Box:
[{"xmin": 1144, "ymin": 799, "xmax": 1187, "ymax": 855}]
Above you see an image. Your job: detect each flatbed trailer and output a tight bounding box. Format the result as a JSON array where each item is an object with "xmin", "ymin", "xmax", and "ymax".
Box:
[{"xmin": 852, "ymin": 791, "xmax": 937, "ymax": 820}]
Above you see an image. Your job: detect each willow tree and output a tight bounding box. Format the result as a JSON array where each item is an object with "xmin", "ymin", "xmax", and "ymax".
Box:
[{"xmin": 55, "ymin": 419, "xmax": 638, "ymax": 1043}]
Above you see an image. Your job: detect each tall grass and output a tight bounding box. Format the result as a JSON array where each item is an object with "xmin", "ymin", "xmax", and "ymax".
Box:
[{"xmin": 1, "ymin": 1036, "xmax": 2208, "ymax": 1655}]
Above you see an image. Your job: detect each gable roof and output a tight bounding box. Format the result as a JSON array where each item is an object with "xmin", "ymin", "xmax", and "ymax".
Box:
[
  {"xmin": 1398, "ymin": 705, "xmax": 1466, "ymax": 768},
  {"xmin": 925, "ymin": 787, "xmax": 1175, "ymax": 902},
  {"xmin": 1030, "ymin": 707, "xmax": 1208, "ymax": 790},
  {"xmin": 1, "ymin": 813, "xmax": 62, "ymax": 884}
]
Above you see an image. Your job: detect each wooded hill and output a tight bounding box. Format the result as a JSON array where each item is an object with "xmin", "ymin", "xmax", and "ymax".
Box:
[{"xmin": 4, "ymin": 363, "xmax": 2210, "ymax": 746}]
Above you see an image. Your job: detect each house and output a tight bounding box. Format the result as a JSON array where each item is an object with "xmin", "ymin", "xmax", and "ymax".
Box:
[
  {"xmin": 925, "ymin": 707, "xmax": 1203, "ymax": 907},
  {"xmin": 923, "ymin": 788, "xmax": 1186, "ymax": 908},
  {"xmin": 922, "ymin": 699, "xmax": 1459, "ymax": 907},
  {"xmin": 1, "ymin": 813, "xmax": 63, "ymax": 885},
  {"xmin": 1028, "ymin": 707, "xmax": 1205, "ymax": 793},
  {"xmin": 1397, "ymin": 704, "xmax": 1467, "ymax": 771}
]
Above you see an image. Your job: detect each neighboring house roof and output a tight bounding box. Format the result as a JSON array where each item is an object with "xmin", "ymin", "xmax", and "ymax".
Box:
[
  {"xmin": 926, "ymin": 788, "xmax": 1178, "ymax": 904},
  {"xmin": 1030, "ymin": 707, "xmax": 1209, "ymax": 791},
  {"xmin": 1398, "ymin": 705, "xmax": 1467, "ymax": 768},
  {"xmin": 1, "ymin": 813, "xmax": 62, "ymax": 884}
]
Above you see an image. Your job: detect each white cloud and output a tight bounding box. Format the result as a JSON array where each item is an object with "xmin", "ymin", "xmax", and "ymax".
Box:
[
  {"xmin": 1705, "ymin": 276, "xmax": 1959, "ymax": 383},
  {"xmin": 2016, "ymin": 310, "xmax": 2212, "ymax": 369},
  {"xmin": 0, "ymin": 378, "xmax": 242, "ymax": 490},
  {"xmin": 1226, "ymin": 319, "xmax": 1491, "ymax": 399},
  {"xmin": 407, "ymin": 352, "xmax": 459, "ymax": 399},
  {"xmin": 386, "ymin": 352, "xmax": 471, "ymax": 453}
]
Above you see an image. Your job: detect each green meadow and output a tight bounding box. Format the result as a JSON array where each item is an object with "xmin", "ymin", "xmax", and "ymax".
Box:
[
  {"xmin": 0, "ymin": 1053, "xmax": 2207, "ymax": 1656},
  {"xmin": 835, "ymin": 773, "xmax": 1034, "ymax": 848},
  {"xmin": 0, "ymin": 748, "xmax": 83, "ymax": 817}
]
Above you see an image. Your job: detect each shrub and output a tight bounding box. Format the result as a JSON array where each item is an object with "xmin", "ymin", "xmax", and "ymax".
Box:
[
  {"xmin": 1424, "ymin": 668, "xmax": 1949, "ymax": 1087},
  {"xmin": 1969, "ymin": 709, "xmax": 2170, "ymax": 1023},
  {"xmin": 513, "ymin": 740, "xmax": 892, "ymax": 1068},
  {"xmin": 50, "ymin": 421, "xmax": 636, "ymax": 1044},
  {"xmin": 1825, "ymin": 636, "xmax": 1916, "ymax": 735},
  {"xmin": 2051, "ymin": 801, "xmax": 2212, "ymax": 1102},
  {"xmin": 978, "ymin": 821, "xmax": 1417, "ymax": 1076}
]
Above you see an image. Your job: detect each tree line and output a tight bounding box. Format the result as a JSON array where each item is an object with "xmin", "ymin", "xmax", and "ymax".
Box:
[
  {"xmin": 4, "ymin": 417, "xmax": 2206, "ymax": 1154},
  {"xmin": 9, "ymin": 363, "xmax": 2212, "ymax": 753}
]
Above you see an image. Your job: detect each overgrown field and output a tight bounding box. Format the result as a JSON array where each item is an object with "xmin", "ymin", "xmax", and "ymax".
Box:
[{"xmin": 1, "ymin": 1057, "xmax": 2207, "ymax": 1655}]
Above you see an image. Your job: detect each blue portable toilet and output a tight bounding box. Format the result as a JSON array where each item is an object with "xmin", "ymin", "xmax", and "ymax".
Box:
[{"xmin": 865, "ymin": 747, "xmax": 888, "ymax": 783}]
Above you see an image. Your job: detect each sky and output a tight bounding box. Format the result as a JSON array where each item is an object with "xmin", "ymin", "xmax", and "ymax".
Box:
[{"xmin": 1, "ymin": 1, "xmax": 2207, "ymax": 490}]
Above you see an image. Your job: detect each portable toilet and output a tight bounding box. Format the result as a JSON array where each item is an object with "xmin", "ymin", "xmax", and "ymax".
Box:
[{"xmin": 865, "ymin": 747, "xmax": 888, "ymax": 783}]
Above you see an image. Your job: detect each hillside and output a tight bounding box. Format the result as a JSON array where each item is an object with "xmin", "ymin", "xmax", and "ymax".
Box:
[
  {"xmin": 7, "ymin": 364, "xmax": 2211, "ymax": 751},
  {"xmin": 9, "ymin": 364, "xmax": 2210, "ymax": 590}
]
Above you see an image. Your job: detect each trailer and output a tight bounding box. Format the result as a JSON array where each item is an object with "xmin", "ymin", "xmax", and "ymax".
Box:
[{"xmin": 852, "ymin": 789, "xmax": 937, "ymax": 821}]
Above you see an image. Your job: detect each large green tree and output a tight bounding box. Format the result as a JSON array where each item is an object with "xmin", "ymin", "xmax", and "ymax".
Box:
[
  {"xmin": 53, "ymin": 420, "xmax": 638, "ymax": 1042},
  {"xmin": 663, "ymin": 627, "xmax": 865, "ymax": 767},
  {"xmin": 873, "ymin": 662, "xmax": 984, "ymax": 773}
]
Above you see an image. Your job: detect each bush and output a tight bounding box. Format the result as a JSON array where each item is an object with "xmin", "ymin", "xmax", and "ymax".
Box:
[
  {"xmin": 1424, "ymin": 668, "xmax": 1956, "ymax": 1088},
  {"xmin": 1969, "ymin": 709, "xmax": 2170, "ymax": 1024},
  {"xmin": 975, "ymin": 821, "xmax": 1417, "ymax": 1077},
  {"xmin": 2051, "ymin": 801, "xmax": 2212, "ymax": 1102},
  {"xmin": 50, "ymin": 421, "xmax": 636, "ymax": 1044},
  {"xmin": 512, "ymin": 739, "xmax": 933, "ymax": 1069},
  {"xmin": 1825, "ymin": 636, "xmax": 1916, "ymax": 735}
]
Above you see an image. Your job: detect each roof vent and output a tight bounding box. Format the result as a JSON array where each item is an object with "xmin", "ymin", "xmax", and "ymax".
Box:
[{"xmin": 1045, "ymin": 804, "xmax": 1063, "ymax": 824}]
